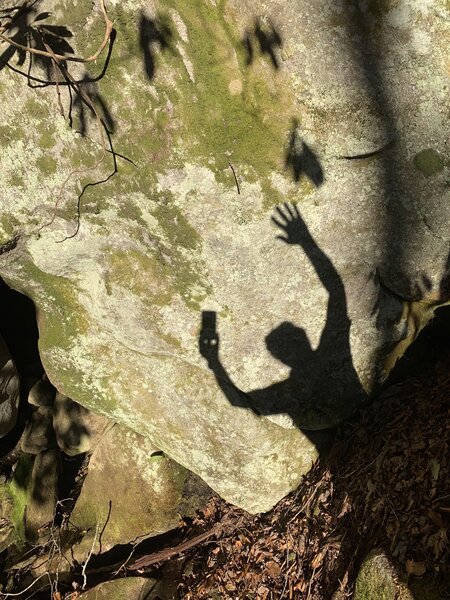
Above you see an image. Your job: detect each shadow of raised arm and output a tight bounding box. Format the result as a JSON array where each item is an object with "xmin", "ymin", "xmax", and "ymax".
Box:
[
  {"xmin": 272, "ymin": 203, "xmax": 349, "ymax": 350},
  {"xmin": 199, "ymin": 312, "xmax": 259, "ymax": 412}
]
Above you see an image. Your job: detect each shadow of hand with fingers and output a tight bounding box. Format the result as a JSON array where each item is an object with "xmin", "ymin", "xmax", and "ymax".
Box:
[
  {"xmin": 285, "ymin": 119, "xmax": 324, "ymax": 186},
  {"xmin": 138, "ymin": 11, "xmax": 173, "ymax": 81},
  {"xmin": 242, "ymin": 17, "xmax": 283, "ymax": 70},
  {"xmin": 199, "ymin": 203, "xmax": 365, "ymax": 434}
]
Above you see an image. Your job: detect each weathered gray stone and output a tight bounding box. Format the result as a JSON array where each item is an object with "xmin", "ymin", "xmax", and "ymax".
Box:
[
  {"xmin": 78, "ymin": 578, "xmax": 165, "ymax": 600},
  {"xmin": 21, "ymin": 406, "xmax": 56, "ymax": 454},
  {"xmin": 0, "ymin": 335, "xmax": 20, "ymax": 438},
  {"xmin": 71, "ymin": 424, "xmax": 201, "ymax": 559},
  {"xmin": 0, "ymin": 0, "xmax": 447, "ymax": 512},
  {"xmin": 53, "ymin": 392, "xmax": 113, "ymax": 456},
  {"xmin": 27, "ymin": 378, "xmax": 55, "ymax": 407},
  {"xmin": 25, "ymin": 449, "xmax": 59, "ymax": 542}
]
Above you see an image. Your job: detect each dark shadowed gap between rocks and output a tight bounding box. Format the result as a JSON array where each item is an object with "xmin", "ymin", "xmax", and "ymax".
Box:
[{"xmin": 0, "ymin": 278, "xmax": 86, "ymax": 521}]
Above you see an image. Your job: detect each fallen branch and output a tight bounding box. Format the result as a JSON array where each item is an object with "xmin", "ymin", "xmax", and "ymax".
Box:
[{"xmin": 128, "ymin": 525, "xmax": 222, "ymax": 571}]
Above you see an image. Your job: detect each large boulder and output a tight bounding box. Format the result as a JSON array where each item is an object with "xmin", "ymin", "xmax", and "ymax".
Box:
[
  {"xmin": 71, "ymin": 423, "xmax": 210, "ymax": 558},
  {"xmin": 0, "ymin": 0, "xmax": 447, "ymax": 511}
]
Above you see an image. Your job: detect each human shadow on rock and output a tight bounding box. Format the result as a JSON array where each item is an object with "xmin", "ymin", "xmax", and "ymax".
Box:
[
  {"xmin": 138, "ymin": 11, "xmax": 173, "ymax": 81},
  {"xmin": 285, "ymin": 119, "xmax": 324, "ymax": 186},
  {"xmin": 242, "ymin": 17, "xmax": 282, "ymax": 70},
  {"xmin": 199, "ymin": 203, "xmax": 366, "ymax": 439},
  {"xmin": 0, "ymin": 1, "xmax": 74, "ymax": 78},
  {"xmin": 73, "ymin": 71, "xmax": 115, "ymax": 135}
]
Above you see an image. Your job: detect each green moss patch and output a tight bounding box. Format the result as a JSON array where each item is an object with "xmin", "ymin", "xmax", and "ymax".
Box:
[
  {"xmin": 6, "ymin": 454, "xmax": 34, "ymax": 543},
  {"xmin": 414, "ymin": 149, "xmax": 445, "ymax": 177},
  {"xmin": 36, "ymin": 155, "xmax": 58, "ymax": 174}
]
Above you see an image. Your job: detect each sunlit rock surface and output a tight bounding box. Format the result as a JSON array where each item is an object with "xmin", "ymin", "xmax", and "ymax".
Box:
[
  {"xmin": 0, "ymin": 0, "xmax": 448, "ymax": 511},
  {"xmin": 71, "ymin": 424, "xmax": 209, "ymax": 557}
]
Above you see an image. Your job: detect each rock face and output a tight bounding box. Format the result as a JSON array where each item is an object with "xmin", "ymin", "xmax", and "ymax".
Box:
[
  {"xmin": 77, "ymin": 578, "xmax": 169, "ymax": 600},
  {"xmin": 21, "ymin": 406, "xmax": 56, "ymax": 454},
  {"xmin": 71, "ymin": 424, "xmax": 209, "ymax": 557},
  {"xmin": 0, "ymin": 0, "xmax": 448, "ymax": 511},
  {"xmin": 53, "ymin": 392, "xmax": 113, "ymax": 456},
  {"xmin": 0, "ymin": 335, "xmax": 20, "ymax": 438},
  {"xmin": 25, "ymin": 449, "xmax": 59, "ymax": 542}
]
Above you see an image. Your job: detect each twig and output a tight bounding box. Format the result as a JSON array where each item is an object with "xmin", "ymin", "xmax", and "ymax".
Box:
[
  {"xmin": 50, "ymin": 58, "xmax": 65, "ymax": 118},
  {"xmin": 228, "ymin": 162, "xmax": 240, "ymax": 194},
  {"xmin": 306, "ymin": 566, "xmax": 317, "ymax": 600},
  {"xmin": 280, "ymin": 529, "xmax": 290, "ymax": 599},
  {"xmin": 98, "ymin": 500, "xmax": 112, "ymax": 554},
  {"xmin": 112, "ymin": 545, "xmax": 136, "ymax": 576},
  {"xmin": 0, "ymin": 0, "xmax": 113, "ymax": 64},
  {"xmin": 81, "ymin": 523, "xmax": 101, "ymax": 591}
]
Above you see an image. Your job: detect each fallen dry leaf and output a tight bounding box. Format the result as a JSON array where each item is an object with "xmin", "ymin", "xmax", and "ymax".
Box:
[
  {"xmin": 405, "ymin": 559, "xmax": 426, "ymax": 577},
  {"xmin": 265, "ymin": 560, "xmax": 281, "ymax": 578}
]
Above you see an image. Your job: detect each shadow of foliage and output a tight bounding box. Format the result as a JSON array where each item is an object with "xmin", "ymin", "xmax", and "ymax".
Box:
[
  {"xmin": 285, "ymin": 118, "xmax": 324, "ymax": 186},
  {"xmin": 138, "ymin": 11, "xmax": 173, "ymax": 80},
  {"xmin": 73, "ymin": 71, "xmax": 116, "ymax": 135},
  {"xmin": 242, "ymin": 17, "xmax": 283, "ymax": 70}
]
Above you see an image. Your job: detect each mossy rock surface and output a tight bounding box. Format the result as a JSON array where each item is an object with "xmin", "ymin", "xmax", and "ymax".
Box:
[
  {"xmin": 354, "ymin": 550, "xmax": 413, "ymax": 600},
  {"xmin": 0, "ymin": 0, "xmax": 448, "ymax": 512},
  {"xmin": 71, "ymin": 423, "xmax": 204, "ymax": 559},
  {"xmin": 414, "ymin": 149, "xmax": 445, "ymax": 177},
  {"xmin": 78, "ymin": 578, "xmax": 157, "ymax": 600}
]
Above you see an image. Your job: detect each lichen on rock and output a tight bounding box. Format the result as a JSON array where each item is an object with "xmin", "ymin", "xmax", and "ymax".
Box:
[{"xmin": 0, "ymin": 0, "xmax": 448, "ymax": 513}]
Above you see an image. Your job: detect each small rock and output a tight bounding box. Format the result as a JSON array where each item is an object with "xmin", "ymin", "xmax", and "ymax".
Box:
[
  {"xmin": 77, "ymin": 577, "xmax": 161, "ymax": 599},
  {"xmin": 354, "ymin": 550, "xmax": 413, "ymax": 600},
  {"xmin": 21, "ymin": 406, "xmax": 56, "ymax": 454},
  {"xmin": 0, "ymin": 335, "xmax": 20, "ymax": 438},
  {"xmin": 53, "ymin": 393, "xmax": 113, "ymax": 456},
  {"xmin": 27, "ymin": 379, "xmax": 55, "ymax": 407},
  {"xmin": 25, "ymin": 449, "xmax": 59, "ymax": 542}
]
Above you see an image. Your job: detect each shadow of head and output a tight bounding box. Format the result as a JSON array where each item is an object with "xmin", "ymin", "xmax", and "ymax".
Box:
[{"xmin": 265, "ymin": 322, "xmax": 312, "ymax": 369}]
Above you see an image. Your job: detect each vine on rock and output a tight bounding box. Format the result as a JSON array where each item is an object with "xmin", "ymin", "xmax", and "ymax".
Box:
[{"xmin": 0, "ymin": 0, "xmax": 117, "ymax": 241}]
